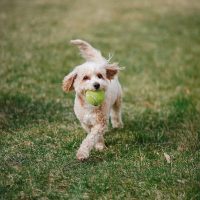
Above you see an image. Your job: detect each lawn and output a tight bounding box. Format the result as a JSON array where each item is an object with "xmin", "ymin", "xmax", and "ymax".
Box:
[{"xmin": 0, "ymin": 0, "xmax": 200, "ymax": 199}]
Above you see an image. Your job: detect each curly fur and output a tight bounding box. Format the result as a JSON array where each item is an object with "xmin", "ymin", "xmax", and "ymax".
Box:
[{"xmin": 62, "ymin": 39, "xmax": 123, "ymax": 160}]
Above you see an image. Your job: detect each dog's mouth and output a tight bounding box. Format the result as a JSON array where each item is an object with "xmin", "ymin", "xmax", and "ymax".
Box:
[{"xmin": 83, "ymin": 88, "xmax": 105, "ymax": 95}]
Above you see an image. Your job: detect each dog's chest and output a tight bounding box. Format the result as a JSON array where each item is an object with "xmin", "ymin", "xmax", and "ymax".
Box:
[
  {"xmin": 82, "ymin": 110, "xmax": 96, "ymax": 125},
  {"xmin": 74, "ymin": 99, "xmax": 97, "ymax": 126}
]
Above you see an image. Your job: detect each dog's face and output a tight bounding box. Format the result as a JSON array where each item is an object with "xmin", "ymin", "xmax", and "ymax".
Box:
[
  {"xmin": 63, "ymin": 39, "xmax": 120, "ymax": 95},
  {"xmin": 73, "ymin": 63, "xmax": 108, "ymax": 93},
  {"xmin": 63, "ymin": 62, "xmax": 118, "ymax": 95}
]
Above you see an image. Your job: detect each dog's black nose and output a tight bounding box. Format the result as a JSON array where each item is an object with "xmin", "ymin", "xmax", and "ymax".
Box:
[{"xmin": 93, "ymin": 82, "xmax": 100, "ymax": 90}]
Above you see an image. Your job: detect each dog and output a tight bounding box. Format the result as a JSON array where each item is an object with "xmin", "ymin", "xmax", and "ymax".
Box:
[{"xmin": 62, "ymin": 39, "xmax": 123, "ymax": 160}]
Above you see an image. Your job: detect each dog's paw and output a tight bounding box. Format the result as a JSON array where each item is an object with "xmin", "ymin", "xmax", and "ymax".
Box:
[
  {"xmin": 112, "ymin": 121, "xmax": 124, "ymax": 129},
  {"xmin": 95, "ymin": 142, "xmax": 106, "ymax": 151},
  {"xmin": 76, "ymin": 149, "xmax": 89, "ymax": 161}
]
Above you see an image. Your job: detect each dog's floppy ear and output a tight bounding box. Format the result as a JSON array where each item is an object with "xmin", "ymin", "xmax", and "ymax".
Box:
[
  {"xmin": 70, "ymin": 39, "xmax": 106, "ymax": 63},
  {"xmin": 62, "ymin": 70, "xmax": 77, "ymax": 92},
  {"xmin": 106, "ymin": 63, "xmax": 120, "ymax": 80}
]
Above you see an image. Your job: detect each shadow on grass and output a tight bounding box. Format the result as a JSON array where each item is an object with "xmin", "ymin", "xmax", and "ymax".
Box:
[
  {"xmin": 63, "ymin": 156, "xmax": 104, "ymax": 172},
  {"xmin": 0, "ymin": 92, "xmax": 199, "ymax": 151},
  {"xmin": 108, "ymin": 95, "xmax": 199, "ymax": 148},
  {"xmin": 0, "ymin": 92, "xmax": 71, "ymax": 132}
]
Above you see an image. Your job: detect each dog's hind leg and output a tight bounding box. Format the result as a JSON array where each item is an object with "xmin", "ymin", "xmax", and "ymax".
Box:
[
  {"xmin": 81, "ymin": 123, "xmax": 91, "ymax": 134},
  {"xmin": 110, "ymin": 95, "xmax": 123, "ymax": 128},
  {"xmin": 95, "ymin": 135, "xmax": 105, "ymax": 151}
]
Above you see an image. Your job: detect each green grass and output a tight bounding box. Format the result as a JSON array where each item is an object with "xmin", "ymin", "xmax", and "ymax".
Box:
[{"xmin": 0, "ymin": 0, "xmax": 200, "ymax": 199}]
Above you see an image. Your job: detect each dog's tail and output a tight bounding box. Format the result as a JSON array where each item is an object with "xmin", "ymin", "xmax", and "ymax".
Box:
[{"xmin": 70, "ymin": 39, "xmax": 107, "ymax": 64}]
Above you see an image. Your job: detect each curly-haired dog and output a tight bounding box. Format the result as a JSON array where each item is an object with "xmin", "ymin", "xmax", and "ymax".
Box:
[{"xmin": 62, "ymin": 39, "xmax": 123, "ymax": 160}]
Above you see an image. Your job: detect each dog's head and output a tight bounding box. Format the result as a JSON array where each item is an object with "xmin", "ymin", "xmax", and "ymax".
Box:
[{"xmin": 62, "ymin": 39, "xmax": 120, "ymax": 95}]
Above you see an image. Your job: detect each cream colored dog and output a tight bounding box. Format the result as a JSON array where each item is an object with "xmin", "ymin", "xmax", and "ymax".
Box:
[{"xmin": 62, "ymin": 39, "xmax": 123, "ymax": 160}]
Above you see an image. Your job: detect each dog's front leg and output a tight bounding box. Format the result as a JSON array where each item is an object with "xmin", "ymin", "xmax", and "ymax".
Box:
[{"xmin": 76, "ymin": 124, "xmax": 105, "ymax": 161}]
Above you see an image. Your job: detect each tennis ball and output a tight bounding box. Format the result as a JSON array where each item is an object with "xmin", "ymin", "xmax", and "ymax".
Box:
[{"xmin": 85, "ymin": 90, "xmax": 105, "ymax": 106}]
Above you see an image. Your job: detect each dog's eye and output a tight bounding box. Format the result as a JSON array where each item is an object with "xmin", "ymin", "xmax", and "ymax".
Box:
[
  {"xmin": 83, "ymin": 75, "xmax": 90, "ymax": 81},
  {"xmin": 97, "ymin": 73, "xmax": 103, "ymax": 79}
]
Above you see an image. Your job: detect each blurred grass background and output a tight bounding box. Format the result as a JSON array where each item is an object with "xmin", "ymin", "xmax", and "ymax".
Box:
[{"xmin": 0, "ymin": 0, "xmax": 200, "ymax": 199}]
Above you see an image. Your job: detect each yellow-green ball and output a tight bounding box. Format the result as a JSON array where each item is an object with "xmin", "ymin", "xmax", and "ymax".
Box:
[{"xmin": 85, "ymin": 90, "xmax": 105, "ymax": 106}]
